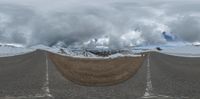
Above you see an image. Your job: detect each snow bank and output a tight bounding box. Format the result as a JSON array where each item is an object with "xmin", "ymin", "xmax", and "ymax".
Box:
[
  {"xmin": 108, "ymin": 53, "xmax": 141, "ymax": 59},
  {"xmin": 162, "ymin": 45, "xmax": 200, "ymax": 57},
  {"xmin": 0, "ymin": 44, "xmax": 142, "ymax": 58}
]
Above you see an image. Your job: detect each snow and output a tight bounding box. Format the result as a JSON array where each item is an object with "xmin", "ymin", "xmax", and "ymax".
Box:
[
  {"xmin": 108, "ymin": 53, "xmax": 141, "ymax": 59},
  {"xmin": 2, "ymin": 42, "xmax": 200, "ymax": 58},
  {"xmin": 30, "ymin": 44, "xmax": 59, "ymax": 52},
  {"xmin": 49, "ymin": 46, "xmax": 141, "ymax": 59},
  {"xmin": 132, "ymin": 42, "xmax": 189, "ymax": 53},
  {"xmin": 162, "ymin": 45, "xmax": 200, "ymax": 57},
  {"xmin": 0, "ymin": 43, "xmax": 24, "ymax": 48},
  {"xmin": 0, "ymin": 44, "xmax": 58, "ymax": 57},
  {"xmin": 71, "ymin": 50, "xmax": 97, "ymax": 57},
  {"xmin": 192, "ymin": 42, "xmax": 200, "ymax": 46},
  {"xmin": 36, "ymin": 44, "xmax": 200, "ymax": 58},
  {"xmin": 0, "ymin": 46, "xmax": 34, "ymax": 57},
  {"xmin": 132, "ymin": 42, "xmax": 200, "ymax": 57},
  {"xmin": 0, "ymin": 43, "xmax": 198, "ymax": 58}
]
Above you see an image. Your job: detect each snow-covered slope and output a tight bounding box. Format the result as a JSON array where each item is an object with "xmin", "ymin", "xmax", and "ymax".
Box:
[
  {"xmin": 30, "ymin": 44, "xmax": 58, "ymax": 52},
  {"xmin": 0, "ymin": 46, "xmax": 34, "ymax": 57},
  {"xmin": 162, "ymin": 45, "xmax": 200, "ymax": 57},
  {"xmin": 31, "ymin": 44, "xmax": 97, "ymax": 57},
  {"xmin": 3, "ymin": 42, "xmax": 200, "ymax": 58}
]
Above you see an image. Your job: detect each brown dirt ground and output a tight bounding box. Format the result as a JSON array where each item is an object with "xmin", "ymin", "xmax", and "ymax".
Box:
[{"xmin": 48, "ymin": 53, "xmax": 146, "ymax": 86}]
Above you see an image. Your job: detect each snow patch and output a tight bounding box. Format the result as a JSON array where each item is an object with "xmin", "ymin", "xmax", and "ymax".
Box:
[
  {"xmin": 162, "ymin": 45, "xmax": 200, "ymax": 57},
  {"xmin": 0, "ymin": 46, "xmax": 34, "ymax": 57},
  {"xmin": 108, "ymin": 53, "xmax": 141, "ymax": 59}
]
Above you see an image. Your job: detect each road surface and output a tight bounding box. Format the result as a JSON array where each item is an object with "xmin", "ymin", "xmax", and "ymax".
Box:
[
  {"xmin": 148, "ymin": 52, "xmax": 200, "ymax": 99},
  {"xmin": 0, "ymin": 50, "xmax": 146, "ymax": 99},
  {"xmin": 0, "ymin": 50, "xmax": 200, "ymax": 99}
]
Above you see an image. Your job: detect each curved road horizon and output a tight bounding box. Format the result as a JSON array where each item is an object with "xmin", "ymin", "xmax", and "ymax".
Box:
[{"xmin": 0, "ymin": 50, "xmax": 200, "ymax": 99}]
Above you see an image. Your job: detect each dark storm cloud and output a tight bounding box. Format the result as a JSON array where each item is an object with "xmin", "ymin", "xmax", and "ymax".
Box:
[
  {"xmin": 0, "ymin": 0, "xmax": 200, "ymax": 48},
  {"xmin": 0, "ymin": 4, "xmax": 35, "ymax": 44}
]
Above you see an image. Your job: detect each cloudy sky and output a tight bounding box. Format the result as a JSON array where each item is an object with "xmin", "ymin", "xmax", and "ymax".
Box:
[{"xmin": 0, "ymin": 0, "xmax": 200, "ymax": 48}]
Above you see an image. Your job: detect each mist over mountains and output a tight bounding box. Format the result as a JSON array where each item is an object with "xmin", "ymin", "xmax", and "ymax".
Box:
[{"xmin": 0, "ymin": 0, "xmax": 200, "ymax": 49}]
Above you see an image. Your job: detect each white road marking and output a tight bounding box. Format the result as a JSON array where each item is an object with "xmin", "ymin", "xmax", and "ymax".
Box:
[
  {"xmin": 1, "ymin": 94, "xmax": 47, "ymax": 99},
  {"xmin": 42, "ymin": 53, "xmax": 53, "ymax": 98},
  {"xmin": 142, "ymin": 53, "xmax": 154, "ymax": 98},
  {"xmin": 141, "ymin": 53, "xmax": 189, "ymax": 99},
  {"xmin": 0, "ymin": 53, "xmax": 53, "ymax": 99}
]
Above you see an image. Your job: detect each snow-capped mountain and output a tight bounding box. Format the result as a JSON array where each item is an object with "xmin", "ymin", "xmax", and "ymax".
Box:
[{"xmin": 1, "ymin": 40, "xmax": 200, "ymax": 58}]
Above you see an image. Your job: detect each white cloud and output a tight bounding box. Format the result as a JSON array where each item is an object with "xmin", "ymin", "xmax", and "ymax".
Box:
[{"xmin": 0, "ymin": 0, "xmax": 200, "ymax": 48}]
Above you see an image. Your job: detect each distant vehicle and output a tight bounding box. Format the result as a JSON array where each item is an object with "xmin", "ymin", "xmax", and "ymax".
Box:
[{"xmin": 156, "ymin": 47, "xmax": 162, "ymax": 51}]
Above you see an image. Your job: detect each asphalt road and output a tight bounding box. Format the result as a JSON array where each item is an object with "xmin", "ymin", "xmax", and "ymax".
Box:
[
  {"xmin": 0, "ymin": 50, "xmax": 146, "ymax": 99},
  {"xmin": 1, "ymin": 50, "xmax": 200, "ymax": 99},
  {"xmin": 148, "ymin": 52, "xmax": 200, "ymax": 99},
  {"xmin": 0, "ymin": 50, "xmax": 46, "ymax": 99}
]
